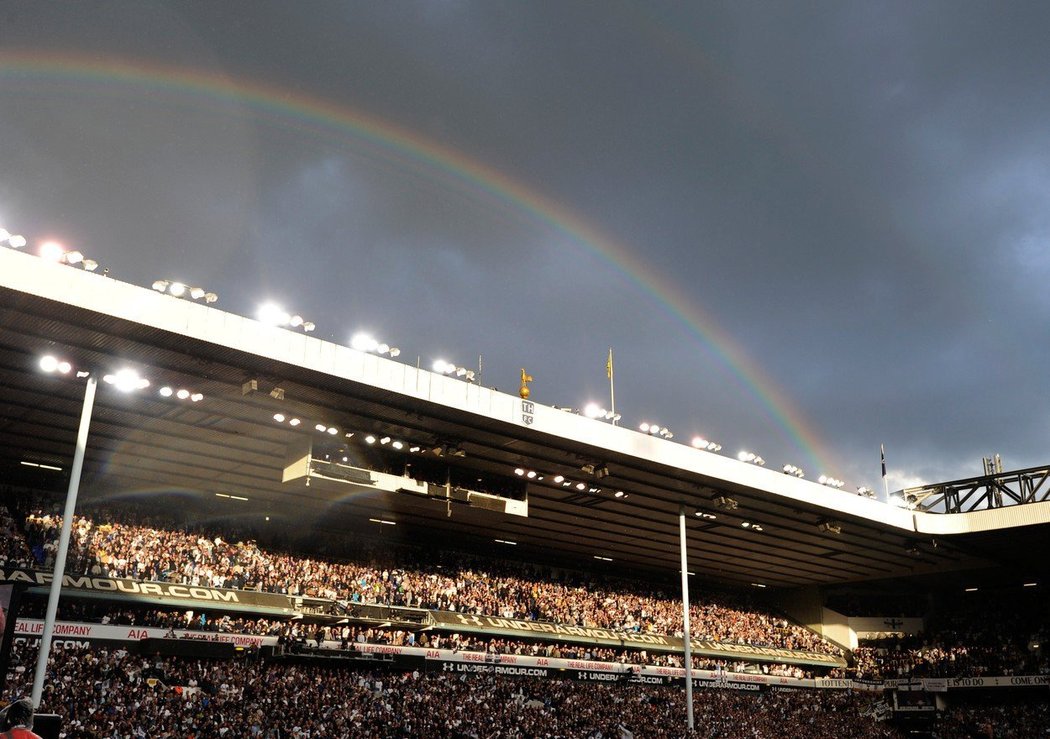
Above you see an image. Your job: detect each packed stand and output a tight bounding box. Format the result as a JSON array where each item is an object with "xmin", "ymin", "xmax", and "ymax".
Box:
[
  {"xmin": 10, "ymin": 502, "xmax": 840, "ymax": 656},
  {"xmin": 19, "ymin": 598, "xmax": 815, "ymax": 678},
  {"xmin": 3, "ymin": 641, "xmax": 898, "ymax": 739},
  {"xmin": 838, "ymin": 589, "xmax": 1050, "ymax": 680}
]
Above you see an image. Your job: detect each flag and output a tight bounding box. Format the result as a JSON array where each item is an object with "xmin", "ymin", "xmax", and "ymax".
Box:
[
  {"xmin": 881, "ymin": 444, "xmax": 887, "ymax": 479},
  {"xmin": 606, "ymin": 348, "xmax": 614, "ymax": 379}
]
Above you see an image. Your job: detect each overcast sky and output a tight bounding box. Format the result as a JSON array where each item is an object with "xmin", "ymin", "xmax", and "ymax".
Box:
[{"xmin": 2, "ymin": 2, "xmax": 1049, "ymax": 493}]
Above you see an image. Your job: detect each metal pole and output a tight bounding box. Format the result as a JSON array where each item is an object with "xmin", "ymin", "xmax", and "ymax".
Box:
[
  {"xmin": 31, "ymin": 374, "xmax": 97, "ymax": 709},
  {"xmin": 881, "ymin": 444, "xmax": 890, "ymax": 504},
  {"xmin": 679, "ymin": 504, "xmax": 694, "ymax": 731}
]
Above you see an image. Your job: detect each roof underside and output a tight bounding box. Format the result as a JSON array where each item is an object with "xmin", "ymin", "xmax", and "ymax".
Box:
[{"xmin": 1, "ymin": 263, "xmax": 1046, "ymax": 592}]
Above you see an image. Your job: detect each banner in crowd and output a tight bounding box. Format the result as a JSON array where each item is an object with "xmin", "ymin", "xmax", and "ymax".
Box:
[
  {"xmin": 429, "ymin": 611, "xmax": 845, "ymax": 667},
  {"xmin": 15, "ymin": 619, "xmax": 1048, "ymax": 695},
  {"xmin": 946, "ymin": 675, "xmax": 1050, "ymax": 689},
  {"xmin": 0, "ymin": 568, "xmax": 298, "ymax": 614},
  {"xmin": 14, "ymin": 619, "xmax": 278, "ymax": 649}
]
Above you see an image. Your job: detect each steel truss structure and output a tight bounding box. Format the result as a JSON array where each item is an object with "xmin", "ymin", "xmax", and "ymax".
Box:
[{"xmin": 903, "ymin": 464, "xmax": 1050, "ymax": 513}]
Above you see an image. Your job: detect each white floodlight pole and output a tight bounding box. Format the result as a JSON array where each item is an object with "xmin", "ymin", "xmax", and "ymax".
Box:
[
  {"xmin": 679, "ymin": 504, "xmax": 694, "ymax": 731},
  {"xmin": 31, "ymin": 374, "xmax": 97, "ymax": 708}
]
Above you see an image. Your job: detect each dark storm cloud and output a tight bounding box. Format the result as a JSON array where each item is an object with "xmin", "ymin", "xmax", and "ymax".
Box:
[{"xmin": 4, "ymin": 1, "xmax": 1050, "ymax": 491}]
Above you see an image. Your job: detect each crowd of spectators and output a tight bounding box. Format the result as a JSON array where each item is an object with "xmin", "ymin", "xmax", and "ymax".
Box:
[
  {"xmin": 9, "ymin": 497, "xmax": 1050, "ymax": 684},
  {"xmin": 10, "ymin": 503, "xmax": 838, "ymax": 655},
  {"xmin": 838, "ymin": 591, "xmax": 1050, "ymax": 681},
  {"xmin": 936, "ymin": 702, "xmax": 1050, "ymax": 738},
  {"xmin": 845, "ymin": 638, "xmax": 1047, "ymax": 680},
  {"xmin": 6, "ymin": 497, "xmax": 1050, "ymax": 735},
  {"xmin": 16, "ymin": 599, "xmax": 813, "ymax": 678},
  {"xmin": 3, "ymin": 641, "xmax": 900, "ymax": 738},
  {"xmin": 0, "ymin": 506, "xmax": 35, "ymax": 569}
]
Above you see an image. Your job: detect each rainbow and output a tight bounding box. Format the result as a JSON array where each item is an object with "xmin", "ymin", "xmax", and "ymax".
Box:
[{"xmin": 0, "ymin": 50, "xmax": 831, "ymax": 473}]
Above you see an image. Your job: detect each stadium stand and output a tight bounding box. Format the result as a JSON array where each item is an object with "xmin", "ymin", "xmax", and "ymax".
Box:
[{"xmin": 5, "ymin": 495, "xmax": 1050, "ymax": 737}]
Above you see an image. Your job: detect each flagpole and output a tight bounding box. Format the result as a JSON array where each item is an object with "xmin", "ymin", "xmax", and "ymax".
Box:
[
  {"xmin": 607, "ymin": 348, "xmax": 616, "ymax": 426},
  {"xmin": 881, "ymin": 444, "xmax": 890, "ymax": 504}
]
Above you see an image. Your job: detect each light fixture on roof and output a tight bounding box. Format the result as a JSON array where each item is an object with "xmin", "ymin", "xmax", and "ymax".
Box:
[
  {"xmin": 712, "ymin": 495, "xmax": 738, "ymax": 510},
  {"xmin": 691, "ymin": 437, "xmax": 722, "ymax": 452},
  {"xmin": 613, "ymin": 490, "xmax": 627, "ymax": 499},
  {"xmin": 257, "ymin": 303, "xmax": 315, "ymax": 332},
  {"xmin": 272, "ymin": 413, "xmax": 302, "ymax": 427},
  {"xmin": 580, "ymin": 463, "xmax": 610, "ymax": 479},
  {"xmin": 817, "ymin": 521, "xmax": 842, "ymax": 535},
  {"xmin": 737, "ymin": 451, "xmax": 765, "ymax": 466},
  {"xmin": 350, "ymin": 332, "xmax": 401, "ymax": 358},
  {"xmin": 39, "ymin": 355, "xmax": 73, "ymax": 375},
  {"xmin": 36, "ymin": 240, "xmax": 100, "ymax": 271},
  {"xmin": 432, "ymin": 359, "xmax": 476, "ymax": 382},
  {"xmin": 159, "ymin": 386, "xmax": 204, "ymax": 402},
  {"xmin": 0, "ymin": 228, "xmax": 27, "ymax": 248},
  {"xmin": 152, "ymin": 279, "xmax": 217, "ymax": 303},
  {"xmin": 21, "ymin": 460, "xmax": 63, "ymax": 472},
  {"xmin": 593, "ymin": 555, "xmax": 613, "ymax": 562},
  {"xmin": 856, "ymin": 486, "xmax": 875, "ymax": 498},
  {"xmin": 782, "ymin": 464, "xmax": 805, "ymax": 478},
  {"xmin": 39, "ymin": 241, "xmax": 65, "ymax": 262},
  {"xmin": 102, "ymin": 368, "xmax": 150, "ymax": 393},
  {"xmin": 694, "ymin": 510, "xmax": 716, "ymax": 520},
  {"xmin": 741, "ymin": 521, "xmax": 763, "ymax": 532},
  {"xmin": 432, "ymin": 442, "xmax": 466, "ymax": 458},
  {"xmin": 640, "ymin": 422, "xmax": 673, "ymax": 439},
  {"xmin": 818, "ymin": 475, "xmax": 845, "ymax": 489},
  {"xmin": 583, "ymin": 402, "xmax": 621, "ymax": 422}
]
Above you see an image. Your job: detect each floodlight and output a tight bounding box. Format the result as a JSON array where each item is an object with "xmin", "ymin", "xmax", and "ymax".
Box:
[
  {"xmin": 39, "ymin": 241, "xmax": 65, "ymax": 261},
  {"xmin": 103, "ymin": 368, "xmax": 149, "ymax": 392}
]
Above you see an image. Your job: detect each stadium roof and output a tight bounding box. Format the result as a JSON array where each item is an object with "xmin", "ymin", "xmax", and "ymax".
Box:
[{"xmin": 2, "ymin": 248, "xmax": 1049, "ymax": 591}]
